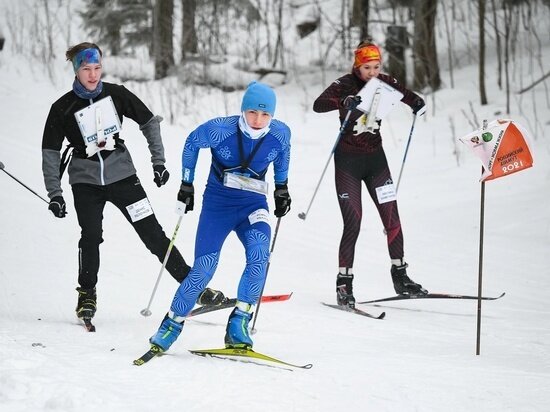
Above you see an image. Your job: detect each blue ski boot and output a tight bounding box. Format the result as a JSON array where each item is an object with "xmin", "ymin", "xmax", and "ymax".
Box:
[
  {"xmin": 149, "ymin": 313, "xmax": 184, "ymax": 352},
  {"xmin": 224, "ymin": 302, "xmax": 253, "ymax": 349}
]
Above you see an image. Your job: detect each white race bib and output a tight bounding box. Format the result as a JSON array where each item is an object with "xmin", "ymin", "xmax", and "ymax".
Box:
[
  {"xmin": 126, "ymin": 198, "xmax": 154, "ymax": 222},
  {"xmin": 248, "ymin": 209, "xmax": 270, "ymax": 226},
  {"xmin": 223, "ymin": 172, "xmax": 268, "ymax": 195},
  {"xmin": 375, "ymin": 183, "xmax": 397, "ymax": 204},
  {"xmin": 74, "ymin": 96, "xmax": 121, "ymax": 157}
]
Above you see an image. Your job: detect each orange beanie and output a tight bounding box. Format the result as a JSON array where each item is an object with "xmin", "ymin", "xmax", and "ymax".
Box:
[{"xmin": 353, "ymin": 44, "xmax": 382, "ymax": 67}]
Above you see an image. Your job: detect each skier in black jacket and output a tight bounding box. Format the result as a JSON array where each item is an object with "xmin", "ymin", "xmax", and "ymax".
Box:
[{"xmin": 41, "ymin": 42, "xmax": 222, "ymax": 324}]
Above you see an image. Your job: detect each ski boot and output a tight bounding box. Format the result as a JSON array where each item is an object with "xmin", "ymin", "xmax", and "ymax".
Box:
[
  {"xmin": 336, "ymin": 272, "xmax": 356, "ymax": 308},
  {"xmin": 391, "ymin": 262, "xmax": 428, "ymax": 296},
  {"xmin": 196, "ymin": 287, "xmax": 226, "ymax": 306},
  {"xmin": 224, "ymin": 302, "xmax": 253, "ymax": 349},
  {"xmin": 76, "ymin": 287, "xmax": 97, "ymax": 320},
  {"xmin": 149, "ymin": 313, "xmax": 184, "ymax": 352}
]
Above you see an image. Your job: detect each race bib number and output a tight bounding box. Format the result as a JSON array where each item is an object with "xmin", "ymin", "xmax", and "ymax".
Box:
[
  {"xmin": 375, "ymin": 183, "xmax": 397, "ymax": 204},
  {"xmin": 248, "ymin": 209, "xmax": 270, "ymax": 226},
  {"xmin": 126, "ymin": 198, "xmax": 154, "ymax": 222}
]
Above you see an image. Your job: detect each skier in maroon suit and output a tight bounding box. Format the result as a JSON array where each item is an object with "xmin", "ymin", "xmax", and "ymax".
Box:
[{"xmin": 313, "ymin": 40, "xmax": 428, "ymax": 307}]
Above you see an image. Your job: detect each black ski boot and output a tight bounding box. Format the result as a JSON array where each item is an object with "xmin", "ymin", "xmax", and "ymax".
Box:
[
  {"xmin": 76, "ymin": 287, "xmax": 97, "ymax": 319},
  {"xmin": 391, "ymin": 263, "xmax": 428, "ymax": 296},
  {"xmin": 196, "ymin": 287, "xmax": 225, "ymax": 306},
  {"xmin": 336, "ymin": 272, "xmax": 355, "ymax": 308}
]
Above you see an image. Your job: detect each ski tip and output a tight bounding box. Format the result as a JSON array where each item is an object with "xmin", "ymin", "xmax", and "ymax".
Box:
[{"xmin": 133, "ymin": 345, "xmax": 163, "ymax": 366}]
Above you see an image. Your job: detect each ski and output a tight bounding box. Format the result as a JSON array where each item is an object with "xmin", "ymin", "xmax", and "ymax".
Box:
[
  {"xmin": 133, "ymin": 345, "xmax": 163, "ymax": 366},
  {"xmin": 82, "ymin": 318, "xmax": 96, "ymax": 332},
  {"xmin": 189, "ymin": 347, "xmax": 312, "ymax": 370},
  {"xmin": 321, "ymin": 302, "xmax": 386, "ymax": 319},
  {"xmin": 188, "ymin": 293, "xmax": 293, "ymax": 318},
  {"xmin": 357, "ymin": 292, "xmax": 506, "ymax": 304}
]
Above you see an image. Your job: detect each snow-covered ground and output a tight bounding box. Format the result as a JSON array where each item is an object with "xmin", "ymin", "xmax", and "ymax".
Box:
[{"xmin": 1, "ymin": 3, "xmax": 550, "ymax": 412}]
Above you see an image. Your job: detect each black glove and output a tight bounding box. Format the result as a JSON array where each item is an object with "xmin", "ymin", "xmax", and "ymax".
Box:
[
  {"xmin": 274, "ymin": 184, "xmax": 291, "ymax": 217},
  {"xmin": 177, "ymin": 182, "xmax": 194, "ymax": 213},
  {"xmin": 48, "ymin": 196, "xmax": 67, "ymax": 218},
  {"xmin": 153, "ymin": 164, "xmax": 170, "ymax": 187},
  {"xmin": 411, "ymin": 97, "xmax": 426, "ymax": 115},
  {"xmin": 341, "ymin": 95, "xmax": 362, "ymax": 110}
]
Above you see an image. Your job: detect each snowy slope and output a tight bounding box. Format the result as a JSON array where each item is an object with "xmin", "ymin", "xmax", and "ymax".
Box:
[{"xmin": 1, "ymin": 3, "xmax": 550, "ymax": 412}]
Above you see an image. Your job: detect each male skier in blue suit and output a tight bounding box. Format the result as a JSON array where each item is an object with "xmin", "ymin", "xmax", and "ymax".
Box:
[{"xmin": 148, "ymin": 81, "xmax": 292, "ymax": 351}]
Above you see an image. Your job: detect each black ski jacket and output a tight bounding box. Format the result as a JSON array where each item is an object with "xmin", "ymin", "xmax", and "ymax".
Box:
[
  {"xmin": 42, "ymin": 82, "xmax": 165, "ymax": 198},
  {"xmin": 313, "ymin": 72, "xmax": 420, "ymax": 154}
]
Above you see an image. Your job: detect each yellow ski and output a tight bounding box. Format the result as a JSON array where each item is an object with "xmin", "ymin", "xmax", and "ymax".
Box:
[{"xmin": 189, "ymin": 347, "xmax": 312, "ymax": 370}]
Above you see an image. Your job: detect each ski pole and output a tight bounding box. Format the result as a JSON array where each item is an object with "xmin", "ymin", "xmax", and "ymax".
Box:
[
  {"xmin": 298, "ymin": 109, "xmax": 353, "ymax": 220},
  {"xmin": 395, "ymin": 116, "xmax": 417, "ymax": 193},
  {"xmin": 140, "ymin": 214, "xmax": 183, "ymax": 317},
  {"xmin": 0, "ymin": 161, "xmax": 49, "ymax": 204},
  {"xmin": 250, "ymin": 216, "xmax": 282, "ymax": 334}
]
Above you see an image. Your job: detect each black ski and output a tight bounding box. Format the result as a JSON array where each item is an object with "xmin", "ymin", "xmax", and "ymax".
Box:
[
  {"xmin": 321, "ymin": 303, "xmax": 386, "ymax": 319},
  {"xmin": 83, "ymin": 318, "xmax": 95, "ymax": 332},
  {"xmin": 133, "ymin": 345, "xmax": 163, "ymax": 366},
  {"xmin": 357, "ymin": 292, "xmax": 505, "ymax": 304},
  {"xmin": 188, "ymin": 293, "xmax": 292, "ymax": 317}
]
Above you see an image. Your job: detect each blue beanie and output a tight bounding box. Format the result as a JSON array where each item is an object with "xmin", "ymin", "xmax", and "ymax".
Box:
[{"xmin": 241, "ymin": 81, "xmax": 276, "ymax": 116}]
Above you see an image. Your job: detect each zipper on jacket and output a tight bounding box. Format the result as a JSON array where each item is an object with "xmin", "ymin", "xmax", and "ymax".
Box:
[
  {"xmin": 90, "ymin": 97, "xmax": 106, "ymax": 186},
  {"xmin": 98, "ymin": 151, "xmax": 106, "ymax": 185}
]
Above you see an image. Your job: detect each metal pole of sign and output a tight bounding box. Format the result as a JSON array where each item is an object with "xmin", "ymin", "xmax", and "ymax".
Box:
[{"xmin": 476, "ymin": 119, "xmax": 488, "ymax": 356}]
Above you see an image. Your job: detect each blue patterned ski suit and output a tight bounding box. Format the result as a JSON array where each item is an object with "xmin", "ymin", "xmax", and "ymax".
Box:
[{"xmin": 169, "ymin": 115, "xmax": 291, "ymax": 317}]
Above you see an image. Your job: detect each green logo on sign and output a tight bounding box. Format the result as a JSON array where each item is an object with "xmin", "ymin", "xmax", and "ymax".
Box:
[{"xmin": 482, "ymin": 132, "xmax": 493, "ymax": 142}]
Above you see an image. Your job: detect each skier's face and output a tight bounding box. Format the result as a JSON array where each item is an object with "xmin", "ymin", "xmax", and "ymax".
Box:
[
  {"xmin": 357, "ymin": 61, "xmax": 381, "ymax": 82},
  {"xmin": 244, "ymin": 109, "xmax": 272, "ymax": 129},
  {"xmin": 76, "ymin": 63, "xmax": 103, "ymax": 91}
]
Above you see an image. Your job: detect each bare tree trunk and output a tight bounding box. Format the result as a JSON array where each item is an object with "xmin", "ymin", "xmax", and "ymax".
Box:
[
  {"xmin": 42, "ymin": 0, "xmax": 54, "ymax": 61},
  {"xmin": 153, "ymin": 0, "xmax": 175, "ymax": 79},
  {"xmin": 503, "ymin": 1, "xmax": 512, "ymax": 114},
  {"xmin": 442, "ymin": 0, "xmax": 454, "ymax": 88},
  {"xmin": 340, "ymin": 0, "xmax": 351, "ymax": 57},
  {"xmin": 360, "ymin": 0, "xmax": 369, "ymax": 40},
  {"xmin": 181, "ymin": 0, "xmax": 197, "ymax": 61},
  {"xmin": 413, "ymin": 0, "xmax": 441, "ymax": 91},
  {"xmin": 490, "ymin": 0, "xmax": 502, "ymax": 89},
  {"xmin": 386, "ymin": 25, "xmax": 407, "ymax": 86},
  {"xmin": 479, "ymin": 0, "xmax": 488, "ymax": 105},
  {"xmin": 351, "ymin": 0, "xmax": 369, "ymax": 41},
  {"xmin": 272, "ymin": 0, "xmax": 284, "ymax": 68}
]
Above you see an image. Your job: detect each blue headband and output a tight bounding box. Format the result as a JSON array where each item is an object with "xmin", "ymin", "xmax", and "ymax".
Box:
[{"xmin": 72, "ymin": 48, "xmax": 101, "ymax": 73}]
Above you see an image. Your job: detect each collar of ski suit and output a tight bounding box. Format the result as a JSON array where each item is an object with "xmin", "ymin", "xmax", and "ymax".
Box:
[{"xmin": 238, "ymin": 113, "xmax": 271, "ymax": 140}]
